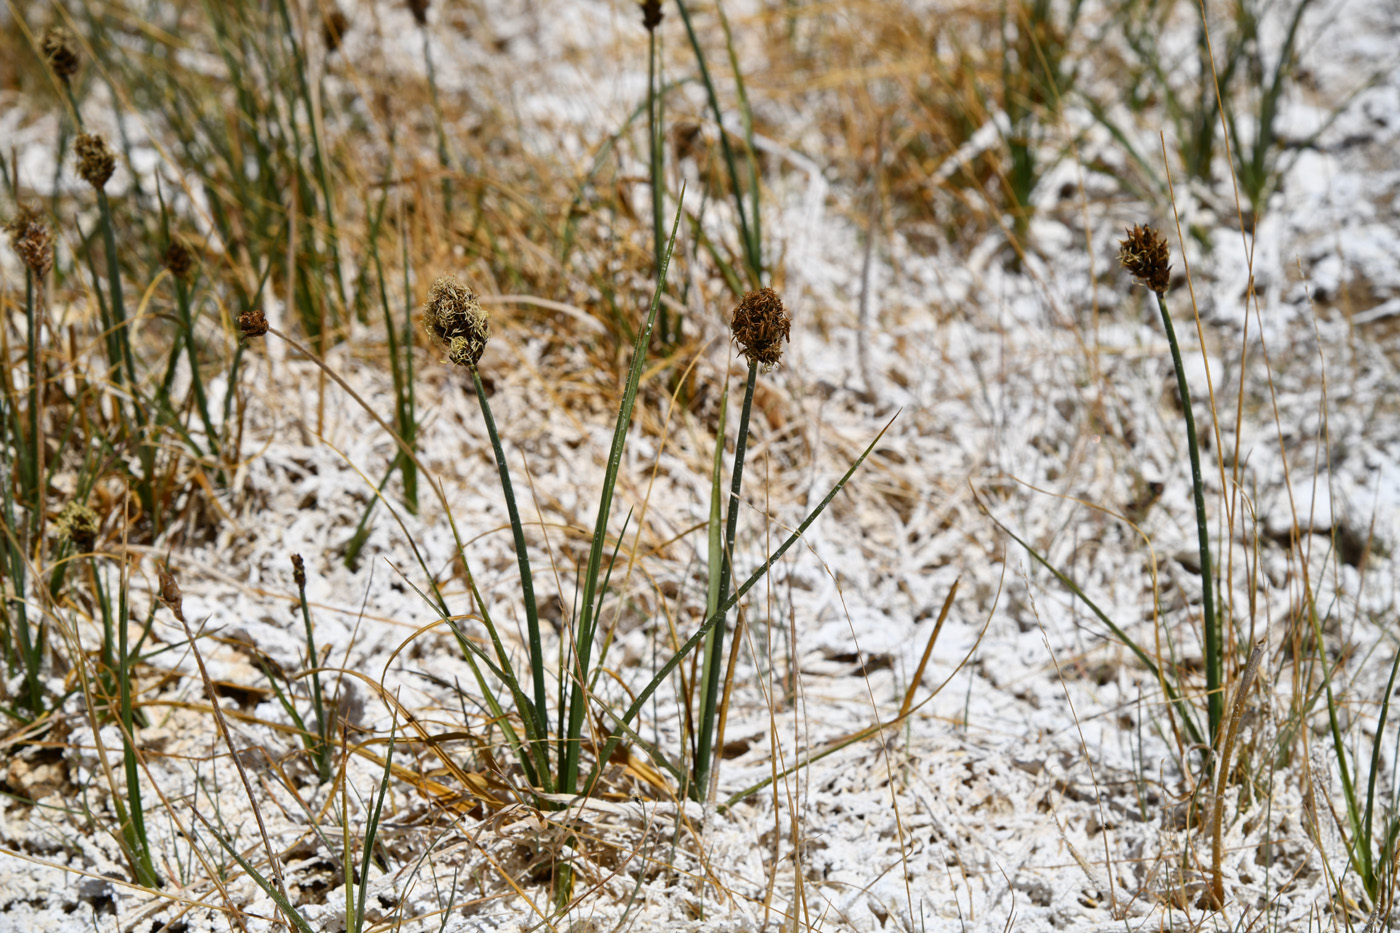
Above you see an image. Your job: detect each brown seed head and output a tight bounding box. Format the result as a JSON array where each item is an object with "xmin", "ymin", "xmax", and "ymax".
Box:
[
  {"xmin": 157, "ymin": 566, "xmax": 185, "ymax": 623},
  {"xmin": 640, "ymin": 0, "xmax": 663, "ymax": 31},
  {"xmin": 54, "ymin": 500, "xmax": 101, "ymax": 552},
  {"xmin": 164, "ymin": 236, "xmax": 196, "ymax": 279},
  {"xmin": 41, "ymin": 26, "xmax": 79, "ymax": 82},
  {"xmin": 291, "ymin": 554, "xmax": 306, "ymax": 589},
  {"xmin": 731, "ymin": 288, "xmax": 790, "ymax": 370},
  {"xmin": 75, "ymin": 132, "xmax": 116, "ymax": 191},
  {"xmin": 322, "ymin": 8, "xmax": 350, "ymax": 53},
  {"xmin": 4, "ymin": 206, "xmax": 54, "ymax": 279},
  {"xmin": 407, "ymin": 0, "xmax": 430, "ymax": 26},
  {"xmin": 423, "ymin": 275, "xmax": 489, "ymax": 369},
  {"xmin": 1118, "ymin": 224, "xmax": 1171, "ymax": 295},
  {"xmin": 238, "ymin": 308, "xmax": 269, "ymax": 340}
]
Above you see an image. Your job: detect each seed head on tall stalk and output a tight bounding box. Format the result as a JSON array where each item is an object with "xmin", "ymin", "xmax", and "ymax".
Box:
[
  {"xmin": 4, "ymin": 204, "xmax": 55, "ymax": 716},
  {"xmin": 423, "ymin": 276, "xmax": 550, "ymax": 782},
  {"xmin": 694, "ymin": 287, "xmax": 790, "ymax": 803},
  {"xmin": 1119, "ymin": 223, "xmax": 1221, "ymax": 750}
]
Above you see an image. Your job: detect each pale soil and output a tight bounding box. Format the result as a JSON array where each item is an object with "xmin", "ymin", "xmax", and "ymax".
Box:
[{"xmin": 2, "ymin": 1, "xmax": 1399, "ymax": 931}]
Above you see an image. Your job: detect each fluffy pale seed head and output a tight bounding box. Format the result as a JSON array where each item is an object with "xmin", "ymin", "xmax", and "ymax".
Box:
[
  {"xmin": 75, "ymin": 133, "xmax": 116, "ymax": 190},
  {"xmin": 1119, "ymin": 224, "xmax": 1171, "ymax": 295},
  {"xmin": 424, "ymin": 275, "xmax": 489, "ymax": 369},
  {"xmin": 5, "ymin": 206, "xmax": 54, "ymax": 278},
  {"xmin": 54, "ymin": 500, "xmax": 100, "ymax": 551},
  {"xmin": 41, "ymin": 26, "xmax": 79, "ymax": 81},
  {"xmin": 731, "ymin": 288, "xmax": 790, "ymax": 370}
]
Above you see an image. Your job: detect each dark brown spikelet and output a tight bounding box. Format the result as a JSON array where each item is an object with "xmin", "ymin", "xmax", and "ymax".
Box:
[
  {"xmin": 322, "ymin": 8, "xmax": 350, "ymax": 52},
  {"xmin": 1119, "ymin": 224, "xmax": 1171, "ymax": 295},
  {"xmin": 54, "ymin": 500, "xmax": 100, "ymax": 552},
  {"xmin": 238, "ymin": 309, "xmax": 269, "ymax": 339},
  {"xmin": 4, "ymin": 206, "xmax": 54, "ymax": 279},
  {"xmin": 164, "ymin": 237, "xmax": 195, "ymax": 279},
  {"xmin": 41, "ymin": 26, "xmax": 79, "ymax": 82},
  {"xmin": 423, "ymin": 275, "xmax": 489, "ymax": 369},
  {"xmin": 291, "ymin": 554, "xmax": 306, "ymax": 589},
  {"xmin": 731, "ymin": 288, "xmax": 791, "ymax": 370},
  {"xmin": 75, "ymin": 133, "xmax": 116, "ymax": 191},
  {"xmin": 407, "ymin": 0, "xmax": 430, "ymax": 26},
  {"xmin": 640, "ymin": 0, "xmax": 663, "ymax": 31},
  {"xmin": 157, "ymin": 566, "xmax": 185, "ymax": 623}
]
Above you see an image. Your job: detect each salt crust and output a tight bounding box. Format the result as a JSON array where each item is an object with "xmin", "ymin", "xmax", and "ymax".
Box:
[{"xmin": 2, "ymin": 0, "xmax": 1399, "ymax": 930}]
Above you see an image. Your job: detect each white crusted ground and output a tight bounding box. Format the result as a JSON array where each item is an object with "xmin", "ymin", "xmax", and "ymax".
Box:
[{"xmin": 1, "ymin": 0, "xmax": 1399, "ymax": 931}]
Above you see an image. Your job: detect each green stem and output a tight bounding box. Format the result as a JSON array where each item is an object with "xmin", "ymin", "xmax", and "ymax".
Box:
[
  {"xmin": 583, "ymin": 415, "xmax": 893, "ymax": 796},
  {"xmin": 118, "ymin": 564, "xmax": 160, "ymax": 887},
  {"xmin": 694, "ymin": 359, "xmax": 756, "ymax": 800},
  {"xmin": 647, "ymin": 28, "xmax": 669, "ymax": 343},
  {"xmin": 675, "ymin": 0, "xmax": 762, "ymax": 286},
  {"xmin": 559, "ymin": 194, "xmax": 685, "ymax": 794},
  {"xmin": 174, "ymin": 274, "xmax": 219, "ymax": 460},
  {"xmin": 1154, "ymin": 290, "xmax": 1220, "ymax": 746},
  {"xmin": 96, "ymin": 188, "xmax": 157, "ymax": 528},
  {"xmin": 24, "ymin": 272, "xmax": 40, "ymax": 518},
  {"xmin": 294, "ymin": 559, "xmax": 330, "ymax": 784},
  {"xmin": 470, "ymin": 367, "xmax": 548, "ymax": 769}
]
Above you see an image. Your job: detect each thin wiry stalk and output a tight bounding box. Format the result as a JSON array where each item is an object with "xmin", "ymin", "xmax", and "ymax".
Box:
[
  {"xmin": 981, "ymin": 499, "xmax": 1206, "ymax": 753},
  {"xmin": 676, "ymin": 0, "xmax": 762, "ymax": 287},
  {"xmin": 116, "ymin": 558, "xmax": 160, "ymax": 888},
  {"xmin": 352, "ymin": 717, "xmax": 396, "ymax": 933},
  {"xmin": 171, "ymin": 264, "xmax": 220, "ymax": 462},
  {"xmin": 1210, "ymin": 635, "xmax": 1265, "ymax": 908},
  {"xmin": 470, "ymin": 365, "xmax": 549, "ymax": 782},
  {"xmin": 584, "ymin": 414, "xmax": 895, "ymax": 795},
  {"xmin": 92, "ymin": 187, "xmax": 158, "ymax": 527},
  {"xmin": 560, "ymin": 193, "xmax": 686, "ymax": 795},
  {"xmin": 1153, "ymin": 289, "xmax": 1221, "ymax": 747},
  {"xmin": 694, "ymin": 358, "xmax": 756, "ymax": 801},
  {"xmin": 715, "ymin": 1, "xmax": 762, "ymax": 281},
  {"xmin": 292, "ymin": 555, "xmax": 331, "ymax": 784},
  {"xmin": 1361, "ymin": 630, "xmax": 1400, "ymax": 898},
  {"xmin": 646, "ymin": 22, "xmax": 670, "ymax": 342}
]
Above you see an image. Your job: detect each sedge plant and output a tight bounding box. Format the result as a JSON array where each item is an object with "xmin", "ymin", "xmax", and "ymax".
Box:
[
  {"xmin": 980, "ymin": 226, "xmax": 1225, "ymax": 795},
  {"xmin": 1, "ymin": 205, "xmax": 54, "ymax": 719},
  {"xmin": 693, "ymin": 287, "xmax": 791, "ymax": 804},
  {"xmin": 1118, "ymin": 223, "xmax": 1223, "ymax": 748},
  {"xmin": 47, "ymin": 25, "xmax": 161, "ymax": 528},
  {"xmin": 413, "ymin": 201, "xmax": 887, "ymax": 903}
]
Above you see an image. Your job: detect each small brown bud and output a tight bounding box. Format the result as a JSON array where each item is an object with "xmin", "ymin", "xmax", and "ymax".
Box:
[
  {"xmin": 164, "ymin": 236, "xmax": 196, "ymax": 279},
  {"xmin": 157, "ymin": 566, "xmax": 185, "ymax": 623},
  {"xmin": 4, "ymin": 206, "xmax": 54, "ymax": 279},
  {"xmin": 75, "ymin": 132, "xmax": 116, "ymax": 191},
  {"xmin": 41, "ymin": 26, "xmax": 79, "ymax": 82},
  {"xmin": 423, "ymin": 275, "xmax": 489, "ymax": 369},
  {"xmin": 238, "ymin": 309, "xmax": 269, "ymax": 339},
  {"xmin": 730, "ymin": 288, "xmax": 790, "ymax": 370},
  {"xmin": 640, "ymin": 0, "xmax": 663, "ymax": 31},
  {"xmin": 54, "ymin": 500, "xmax": 101, "ymax": 552},
  {"xmin": 407, "ymin": 0, "xmax": 430, "ymax": 26},
  {"xmin": 291, "ymin": 554, "xmax": 306, "ymax": 589},
  {"xmin": 1118, "ymin": 224, "xmax": 1172, "ymax": 295},
  {"xmin": 322, "ymin": 8, "xmax": 350, "ymax": 53}
]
